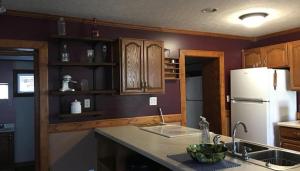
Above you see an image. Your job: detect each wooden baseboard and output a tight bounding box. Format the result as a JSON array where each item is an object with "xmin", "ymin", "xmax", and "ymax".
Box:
[{"xmin": 48, "ymin": 114, "xmax": 182, "ymax": 133}]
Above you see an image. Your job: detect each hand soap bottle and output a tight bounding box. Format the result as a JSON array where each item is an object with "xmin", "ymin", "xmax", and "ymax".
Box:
[{"xmin": 199, "ymin": 116, "xmax": 210, "ymax": 144}]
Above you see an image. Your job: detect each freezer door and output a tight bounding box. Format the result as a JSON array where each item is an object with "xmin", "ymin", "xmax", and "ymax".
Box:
[
  {"xmin": 231, "ymin": 100, "xmax": 269, "ymax": 145},
  {"xmin": 186, "ymin": 76, "xmax": 203, "ymax": 100},
  {"xmin": 231, "ymin": 68, "xmax": 270, "ymax": 101}
]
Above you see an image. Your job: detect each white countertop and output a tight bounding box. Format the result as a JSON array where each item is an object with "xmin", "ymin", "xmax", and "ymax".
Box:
[
  {"xmin": 95, "ymin": 125, "xmax": 280, "ymax": 171},
  {"xmin": 278, "ymin": 120, "xmax": 300, "ymax": 129}
]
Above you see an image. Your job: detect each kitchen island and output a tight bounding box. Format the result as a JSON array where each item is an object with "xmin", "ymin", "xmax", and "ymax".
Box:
[{"xmin": 95, "ymin": 125, "xmax": 300, "ymax": 171}]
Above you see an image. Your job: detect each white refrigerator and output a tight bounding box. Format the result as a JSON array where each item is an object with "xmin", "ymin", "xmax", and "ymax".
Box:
[
  {"xmin": 230, "ymin": 68, "xmax": 296, "ymax": 146},
  {"xmin": 186, "ymin": 76, "xmax": 203, "ymax": 129}
]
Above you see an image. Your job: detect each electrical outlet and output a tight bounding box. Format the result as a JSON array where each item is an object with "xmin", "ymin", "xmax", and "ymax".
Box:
[
  {"xmin": 84, "ymin": 99, "xmax": 90, "ymax": 108},
  {"xmin": 149, "ymin": 97, "xmax": 157, "ymax": 106}
]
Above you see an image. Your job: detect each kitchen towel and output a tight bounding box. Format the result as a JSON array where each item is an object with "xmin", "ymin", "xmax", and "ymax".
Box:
[{"xmin": 167, "ymin": 153, "xmax": 241, "ymax": 171}]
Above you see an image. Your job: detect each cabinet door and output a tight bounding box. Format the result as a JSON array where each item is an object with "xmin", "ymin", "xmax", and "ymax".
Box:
[
  {"xmin": 143, "ymin": 40, "xmax": 164, "ymax": 93},
  {"xmin": 0, "ymin": 133, "xmax": 14, "ymax": 167},
  {"xmin": 262, "ymin": 43, "xmax": 289, "ymax": 68},
  {"xmin": 121, "ymin": 38, "xmax": 144, "ymax": 93},
  {"xmin": 242, "ymin": 48, "xmax": 265, "ymax": 68},
  {"xmin": 288, "ymin": 40, "xmax": 300, "ymax": 90}
]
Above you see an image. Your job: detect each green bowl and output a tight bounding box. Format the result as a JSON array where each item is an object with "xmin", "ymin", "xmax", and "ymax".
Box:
[{"xmin": 186, "ymin": 144, "xmax": 228, "ymax": 163}]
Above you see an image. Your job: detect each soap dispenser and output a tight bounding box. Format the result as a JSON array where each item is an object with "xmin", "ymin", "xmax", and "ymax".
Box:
[{"xmin": 199, "ymin": 116, "xmax": 210, "ymax": 144}]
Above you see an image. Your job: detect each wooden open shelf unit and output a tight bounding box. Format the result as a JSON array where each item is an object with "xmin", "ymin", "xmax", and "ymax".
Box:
[
  {"xmin": 164, "ymin": 57, "xmax": 180, "ymax": 80},
  {"xmin": 49, "ymin": 35, "xmax": 117, "ymax": 121}
]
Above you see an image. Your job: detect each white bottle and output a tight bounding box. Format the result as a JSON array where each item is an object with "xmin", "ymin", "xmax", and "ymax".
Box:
[{"xmin": 71, "ymin": 100, "xmax": 81, "ymax": 114}]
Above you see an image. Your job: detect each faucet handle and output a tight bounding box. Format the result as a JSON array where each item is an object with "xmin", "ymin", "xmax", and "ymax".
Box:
[
  {"xmin": 213, "ymin": 134, "xmax": 221, "ymax": 144},
  {"xmin": 242, "ymin": 146, "xmax": 249, "ymax": 160}
]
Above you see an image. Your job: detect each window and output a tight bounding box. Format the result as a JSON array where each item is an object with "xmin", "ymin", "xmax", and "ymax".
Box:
[
  {"xmin": 0, "ymin": 83, "xmax": 9, "ymax": 99},
  {"xmin": 13, "ymin": 70, "xmax": 34, "ymax": 97}
]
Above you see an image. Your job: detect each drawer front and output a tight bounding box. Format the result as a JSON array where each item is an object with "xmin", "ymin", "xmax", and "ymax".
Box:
[
  {"xmin": 279, "ymin": 126, "xmax": 300, "ymax": 140},
  {"xmin": 280, "ymin": 138, "xmax": 300, "ymax": 152}
]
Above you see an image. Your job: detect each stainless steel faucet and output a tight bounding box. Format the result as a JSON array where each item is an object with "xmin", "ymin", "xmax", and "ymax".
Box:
[{"xmin": 232, "ymin": 121, "xmax": 248, "ymax": 155}]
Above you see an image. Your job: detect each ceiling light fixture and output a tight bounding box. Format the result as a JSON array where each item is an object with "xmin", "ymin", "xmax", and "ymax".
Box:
[
  {"xmin": 239, "ymin": 12, "xmax": 268, "ymax": 28},
  {"xmin": 201, "ymin": 8, "xmax": 217, "ymax": 13},
  {"xmin": 0, "ymin": 0, "xmax": 6, "ymax": 15}
]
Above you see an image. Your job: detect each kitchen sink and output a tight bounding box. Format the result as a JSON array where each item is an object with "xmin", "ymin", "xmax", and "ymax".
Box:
[
  {"xmin": 247, "ymin": 150, "xmax": 300, "ymax": 170},
  {"xmin": 225, "ymin": 141, "xmax": 269, "ymax": 154}
]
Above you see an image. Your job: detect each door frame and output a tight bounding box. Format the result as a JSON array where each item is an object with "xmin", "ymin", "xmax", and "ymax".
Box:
[
  {"xmin": 0, "ymin": 39, "xmax": 49, "ymax": 171},
  {"xmin": 179, "ymin": 49, "xmax": 227, "ymax": 135}
]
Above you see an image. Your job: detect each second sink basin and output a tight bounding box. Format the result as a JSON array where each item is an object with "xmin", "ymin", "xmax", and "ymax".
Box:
[
  {"xmin": 226, "ymin": 141, "xmax": 268, "ymax": 153},
  {"xmin": 247, "ymin": 150, "xmax": 300, "ymax": 170},
  {"xmin": 248, "ymin": 150, "xmax": 300, "ymax": 166}
]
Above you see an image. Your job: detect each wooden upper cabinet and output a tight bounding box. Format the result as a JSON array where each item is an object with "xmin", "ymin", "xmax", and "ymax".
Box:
[
  {"xmin": 144, "ymin": 40, "xmax": 164, "ymax": 93},
  {"xmin": 121, "ymin": 38, "xmax": 144, "ymax": 93},
  {"xmin": 262, "ymin": 43, "xmax": 289, "ymax": 68},
  {"xmin": 288, "ymin": 40, "xmax": 300, "ymax": 90},
  {"xmin": 119, "ymin": 38, "xmax": 165, "ymax": 94},
  {"xmin": 242, "ymin": 48, "xmax": 265, "ymax": 68}
]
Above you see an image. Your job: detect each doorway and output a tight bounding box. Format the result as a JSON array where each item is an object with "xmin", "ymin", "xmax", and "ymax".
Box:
[
  {"xmin": 0, "ymin": 48, "xmax": 36, "ymax": 170},
  {"xmin": 180, "ymin": 50, "xmax": 227, "ymax": 135},
  {"xmin": 0, "ymin": 39, "xmax": 49, "ymax": 171}
]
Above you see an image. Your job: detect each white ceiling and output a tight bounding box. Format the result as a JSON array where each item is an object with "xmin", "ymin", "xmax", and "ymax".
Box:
[{"xmin": 4, "ymin": 0, "xmax": 300, "ymax": 37}]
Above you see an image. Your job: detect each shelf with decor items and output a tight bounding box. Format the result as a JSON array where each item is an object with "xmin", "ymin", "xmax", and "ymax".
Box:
[
  {"xmin": 48, "ymin": 34, "xmax": 116, "ymax": 121},
  {"xmin": 164, "ymin": 57, "xmax": 180, "ymax": 80}
]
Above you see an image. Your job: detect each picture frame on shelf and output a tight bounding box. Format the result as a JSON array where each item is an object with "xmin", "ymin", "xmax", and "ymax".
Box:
[{"xmin": 13, "ymin": 70, "xmax": 34, "ymax": 97}]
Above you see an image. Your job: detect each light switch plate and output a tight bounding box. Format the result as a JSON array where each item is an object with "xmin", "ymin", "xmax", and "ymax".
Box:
[
  {"xmin": 84, "ymin": 99, "xmax": 90, "ymax": 108},
  {"xmin": 149, "ymin": 97, "xmax": 157, "ymax": 106},
  {"xmin": 226, "ymin": 95, "xmax": 230, "ymax": 103}
]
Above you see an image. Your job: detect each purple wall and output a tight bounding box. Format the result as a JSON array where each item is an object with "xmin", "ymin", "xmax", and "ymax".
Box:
[{"xmin": 0, "ymin": 15, "xmax": 253, "ymax": 123}]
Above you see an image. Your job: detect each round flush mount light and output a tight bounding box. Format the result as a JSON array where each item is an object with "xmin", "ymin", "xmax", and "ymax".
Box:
[
  {"xmin": 239, "ymin": 12, "xmax": 268, "ymax": 28},
  {"xmin": 201, "ymin": 8, "xmax": 217, "ymax": 13}
]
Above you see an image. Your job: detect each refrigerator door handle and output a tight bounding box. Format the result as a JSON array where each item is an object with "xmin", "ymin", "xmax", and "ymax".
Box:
[
  {"xmin": 231, "ymin": 98, "xmax": 269, "ymax": 103},
  {"xmin": 273, "ymin": 70, "xmax": 277, "ymax": 90}
]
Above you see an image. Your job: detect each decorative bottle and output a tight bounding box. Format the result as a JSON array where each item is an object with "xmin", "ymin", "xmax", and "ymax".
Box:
[
  {"xmin": 199, "ymin": 116, "xmax": 210, "ymax": 144},
  {"xmin": 61, "ymin": 44, "xmax": 70, "ymax": 62},
  {"xmin": 57, "ymin": 17, "xmax": 66, "ymax": 36}
]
